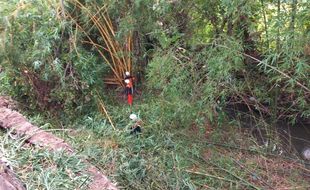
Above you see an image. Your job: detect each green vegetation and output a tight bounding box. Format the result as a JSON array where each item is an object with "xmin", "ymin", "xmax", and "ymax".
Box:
[
  {"xmin": 0, "ymin": 0, "xmax": 309, "ymax": 189},
  {"xmin": 1, "ymin": 111, "xmax": 309, "ymax": 189},
  {"xmin": 0, "ymin": 130, "xmax": 90, "ymax": 189}
]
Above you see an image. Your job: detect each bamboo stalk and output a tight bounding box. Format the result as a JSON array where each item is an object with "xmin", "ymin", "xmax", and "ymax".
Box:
[
  {"xmin": 91, "ymin": 15, "xmax": 119, "ymax": 64},
  {"xmin": 186, "ymin": 170, "xmax": 242, "ymax": 185},
  {"xmin": 68, "ymin": 0, "xmax": 133, "ymax": 86},
  {"xmin": 127, "ymin": 33, "xmax": 132, "ymax": 72},
  {"xmin": 90, "ymin": 14, "xmax": 125, "ymax": 83},
  {"xmin": 96, "ymin": 92, "xmax": 116, "ymax": 130},
  {"xmin": 99, "ymin": 8, "xmax": 115, "ymax": 37},
  {"xmin": 97, "ymin": 6, "xmax": 131, "ymax": 73},
  {"xmin": 68, "ymin": 15, "xmax": 121, "ymax": 82}
]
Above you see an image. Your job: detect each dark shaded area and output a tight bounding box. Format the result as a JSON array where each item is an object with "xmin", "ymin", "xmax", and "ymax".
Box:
[{"xmin": 225, "ymin": 103, "xmax": 310, "ymax": 160}]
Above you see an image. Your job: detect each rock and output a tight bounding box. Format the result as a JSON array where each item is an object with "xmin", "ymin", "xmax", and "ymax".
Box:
[
  {"xmin": 0, "ymin": 161, "xmax": 26, "ymax": 190},
  {"xmin": 0, "ymin": 176, "xmax": 16, "ymax": 190},
  {"xmin": 0, "ymin": 96, "xmax": 17, "ymax": 110}
]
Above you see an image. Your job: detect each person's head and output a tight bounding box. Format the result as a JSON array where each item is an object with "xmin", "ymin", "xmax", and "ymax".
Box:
[
  {"xmin": 129, "ymin": 113, "xmax": 138, "ymax": 121},
  {"xmin": 125, "ymin": 79, "xmax": 130, "ymax": 84},
  {"xmin": 125, "ymin": 71, "xmax": 130, "ymax": 76}
]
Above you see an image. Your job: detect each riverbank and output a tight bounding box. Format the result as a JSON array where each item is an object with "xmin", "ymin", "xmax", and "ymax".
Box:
[{"xmin": 1, "ymin": 99, "xmax": 309, "ymax": 189}]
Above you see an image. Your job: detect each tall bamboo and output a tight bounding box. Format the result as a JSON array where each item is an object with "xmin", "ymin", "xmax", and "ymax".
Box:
[{"xmin": 67, "ymin": 0, "xmax": 133, "ymax": 86}]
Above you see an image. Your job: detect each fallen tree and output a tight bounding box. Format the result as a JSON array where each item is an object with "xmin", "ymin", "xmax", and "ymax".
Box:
[{"xmin": 0, "ymin": 96, "xmax": 117, "ymax": 190}]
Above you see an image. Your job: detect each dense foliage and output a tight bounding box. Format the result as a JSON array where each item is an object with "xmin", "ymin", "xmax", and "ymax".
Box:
[
  {"xmin": 1, "ymin": 0, "xmax": 309, "ymax": 124},
  {"xmin": 0, "ymin": 0, "xmax": 309, "ymax": 189}
]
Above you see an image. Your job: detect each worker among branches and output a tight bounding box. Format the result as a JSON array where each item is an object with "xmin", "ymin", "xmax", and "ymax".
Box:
[
  {"xmin": 129, "ymin": 113, "xmax": 142, "ymax": 134},
  {"xmin": 124, "ymin": 71, "xmax": 135, "ymax": 106},
  {"xmin": 125, "ymin": 79, "xmax": 133, "ymax": 106},
  {"xmin": 124, "ymin": 71, "xmax": 135, "ymax": 89}
]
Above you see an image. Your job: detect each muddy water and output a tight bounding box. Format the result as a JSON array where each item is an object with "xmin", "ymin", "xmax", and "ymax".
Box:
[
  {"xmin": 277, "ymin": 120, "xmax": 310, "ymax": 160},
  {"xmin": 225, "ymin": 104, "xmax": 310, "ymax": 160}
]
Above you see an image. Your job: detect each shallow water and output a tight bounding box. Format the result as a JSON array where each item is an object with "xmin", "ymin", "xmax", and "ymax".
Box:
[
  {"xmin": 225, "ymin": 104, "xmax": 310, "ymax": 160},
  {"xmin": 277, "ymin": 120, "xmax": 310, "ymax": 159}
]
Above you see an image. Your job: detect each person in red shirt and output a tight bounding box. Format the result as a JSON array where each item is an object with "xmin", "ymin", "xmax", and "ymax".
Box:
[
  {"xmin": 124, "ymin": 71, "xmax": 135, "ymax": 106},
  {"xmin": 125, "ymin": 78, "xmax": 133, "ymax": 106}
]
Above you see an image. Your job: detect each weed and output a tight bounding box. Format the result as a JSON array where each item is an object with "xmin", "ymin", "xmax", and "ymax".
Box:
[{"xmin": 0, "ymin": 131, "xmax": 91, "ymax": 190}]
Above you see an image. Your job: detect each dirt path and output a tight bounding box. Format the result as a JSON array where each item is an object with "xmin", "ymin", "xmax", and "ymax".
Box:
[{"xmin": 0, "ymin": 96, "xmax": 117, "ymax": 190}]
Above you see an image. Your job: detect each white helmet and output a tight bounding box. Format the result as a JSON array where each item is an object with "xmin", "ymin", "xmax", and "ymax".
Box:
[
  {"xmin": 125, "ymin": 79, "xmax": 130, "ymax": 84},
  {"xmin": 125, "ymin": 71, "xmax": 130, "ymax": 76},
  {"xmin": 129, "ymin": 113, "xmax": 138, "ymax": 121}
]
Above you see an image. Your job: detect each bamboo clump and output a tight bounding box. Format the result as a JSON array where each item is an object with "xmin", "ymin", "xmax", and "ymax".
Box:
[{"xmin": 66, "ymin": 0, "xmax": 133, "ymax": 86}]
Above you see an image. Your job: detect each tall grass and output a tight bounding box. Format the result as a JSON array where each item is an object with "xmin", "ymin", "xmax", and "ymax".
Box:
[{"xmin": 0, "ymin": 130, "xmax": 90, "ymax": 189}]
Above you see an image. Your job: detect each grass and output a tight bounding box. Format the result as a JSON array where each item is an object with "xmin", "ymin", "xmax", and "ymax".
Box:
[
  {"xmin": 1, "ymin": 95, "xmax": 309, "ymax": 189},
  {"xmin": 57, "ymin": 110, "xmax": 310, "ymax": 189},
  {"xmin": 0, "ymin": 131, "xmax": 91, "ymax": 190}
]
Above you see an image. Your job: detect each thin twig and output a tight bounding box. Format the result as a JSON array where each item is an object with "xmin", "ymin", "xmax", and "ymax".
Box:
[
  {"xmin": 95, "ymin": 91, "xmax": 116, "ymax": 130},
  {"xmin": 186, "ymin": 169, "xmax": 243, "ymax": 185},
  {"xmin": 208, "ymin": 160, "xmax": 261, "ymax": 190},
  {"xmin": 233, "ymin": 160, "xmax": 275, "ymax": 190}
]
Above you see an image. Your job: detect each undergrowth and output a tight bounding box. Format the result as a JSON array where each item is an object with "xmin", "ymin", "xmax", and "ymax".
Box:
[
  {"xmin": 1, "ymin": 107, "xmax": 309, "ymax": 189},
  {"xmin": 0, "ymin": 90, "xmax": 309, "ymax": 189},
  {"xmin": 0, "ymin": 131, "xmax": 91, "ymax": 190},
  {"xmin": 0, "ymin": 92, "xmax": 309, "ymax": 189},
  {"xmin": 61, "ymin": 109, "xmax": 310, "ymax": 189}
]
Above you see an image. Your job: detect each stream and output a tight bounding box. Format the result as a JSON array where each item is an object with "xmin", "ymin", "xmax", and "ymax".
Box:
[
  {"xmin": 277, "ymin": 119, "xmax": 310, "ymax": 160},
  {"xmin": 225, "ymin": 104, "xmax": 310, "ymax": 161}
]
